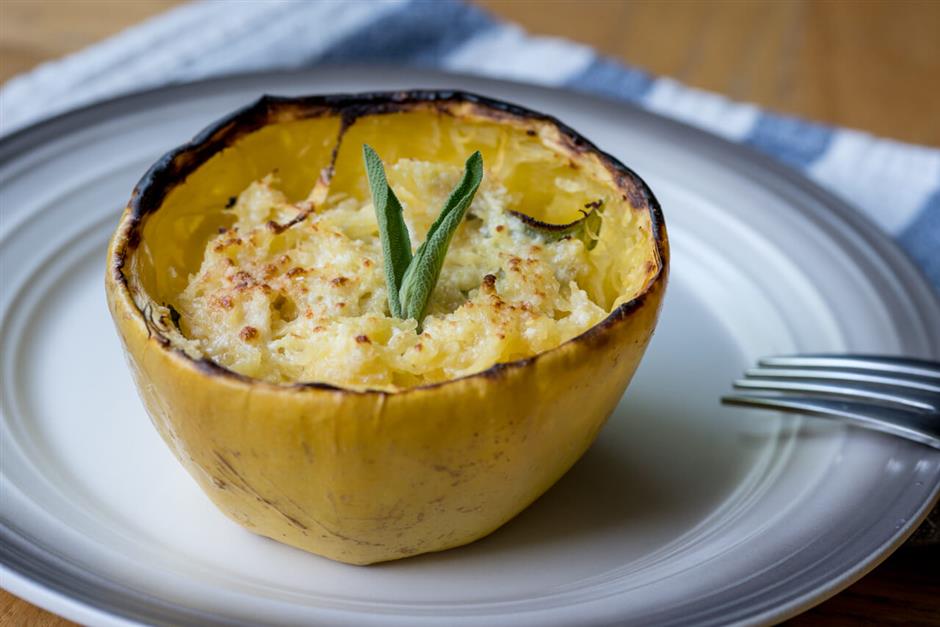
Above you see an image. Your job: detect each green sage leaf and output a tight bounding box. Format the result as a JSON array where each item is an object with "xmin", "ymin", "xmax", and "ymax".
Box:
[
  {"xmin": 363, "ymin": 144, "xmax": 412, "ymax": 318},
  {"xmin": 508, "ymin": 199, "xmax": 604, "ymax": 250},
  {"xmin": 399, "ymin": 151, "xmax": 484, "ymax": 327}
]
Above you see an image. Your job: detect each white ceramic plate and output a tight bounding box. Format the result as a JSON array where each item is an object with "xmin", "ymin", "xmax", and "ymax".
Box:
[{"xmin": 1, "ymin": 68, "xmax": 938, "ymax": 627}]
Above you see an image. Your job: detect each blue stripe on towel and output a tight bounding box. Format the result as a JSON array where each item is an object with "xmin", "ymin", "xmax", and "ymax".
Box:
[
  {"xmin": 899, "ymin": 189, "xmax": 940, "ymax": 291},
  {"xmin": 317, "ymin": 0, "xmax": 497, "ymax": 65},
  {"xmin": 566, "ymin": 57, "xmax": 654, "ymax": 103},
  {"xmin": 745, "ymin": 113, "xmax": 834, "ymax": 169}
]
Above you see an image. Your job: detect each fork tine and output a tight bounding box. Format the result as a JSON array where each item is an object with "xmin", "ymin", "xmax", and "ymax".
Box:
[
  {"xmin": 732, "ymin": 379, "xmax": 937, "ymax": 412},
  {"xmin": 758, "ymin": 355, "xmax": 940, "ymax": 380},
  {"xmin": 721, "ymin": 394, "xmax": 940, "ymax": 450},
  {"xmin": 744, "ymin": 368, "xmax": 940, "ymax": 394}
]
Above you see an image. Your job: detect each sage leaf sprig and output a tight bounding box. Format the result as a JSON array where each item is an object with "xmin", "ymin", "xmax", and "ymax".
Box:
[
  {"xmin": 509, "ymin": 200, "xmax": 604, "ymax": 250},
  {"xmin": 363, "ymin": 144, "xmax": 413, "ymax": 318},
  {"xmin": 363, "ymin": 145, "xmax": 484, "ymax": 328}
]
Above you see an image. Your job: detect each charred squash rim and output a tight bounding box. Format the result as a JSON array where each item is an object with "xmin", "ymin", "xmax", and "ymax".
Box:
[{"xmin": 110, "ymin": 90, "xmax": 669, "ymax": 395}]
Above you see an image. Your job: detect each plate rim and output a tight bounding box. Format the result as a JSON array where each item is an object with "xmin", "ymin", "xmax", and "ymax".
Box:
[{"xmin": 1, "ymin": 65, "xmax": 938, "ymax": 627}]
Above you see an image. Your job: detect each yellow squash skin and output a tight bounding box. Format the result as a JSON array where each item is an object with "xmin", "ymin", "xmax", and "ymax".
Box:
[{"xmin": 105, "ymin": 92, "xmax": 669, "ymax": 565}]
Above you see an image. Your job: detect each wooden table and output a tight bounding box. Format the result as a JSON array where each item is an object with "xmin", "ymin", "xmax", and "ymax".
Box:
[{"xmin": 1, "ymin": 1, "xmax": 938, "ymax": 624}]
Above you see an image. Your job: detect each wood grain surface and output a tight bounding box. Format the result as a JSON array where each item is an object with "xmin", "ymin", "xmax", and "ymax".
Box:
[
  {"xmin": 481, "ymin": 0, "xmax": 940, "ymax": 146},
  {"xmin": 1, "ymin": 1, "xmax": 938, "ymax": 625}
]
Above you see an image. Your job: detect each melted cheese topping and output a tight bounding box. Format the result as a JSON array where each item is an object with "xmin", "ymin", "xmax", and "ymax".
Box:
[{"xmin": 177, "ymin": 159, "xmax": 637, "ymax": 390}]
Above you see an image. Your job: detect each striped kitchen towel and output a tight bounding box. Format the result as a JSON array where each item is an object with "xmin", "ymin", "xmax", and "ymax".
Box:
[{"xmin": 1, "ymin": 0, "xmax": 936, "ymax": 288}]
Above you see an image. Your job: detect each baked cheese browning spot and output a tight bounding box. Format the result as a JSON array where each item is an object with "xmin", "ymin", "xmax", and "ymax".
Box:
[{"xmin": 176, "ymin": 160, "xmax": 650, "ymax": 391}]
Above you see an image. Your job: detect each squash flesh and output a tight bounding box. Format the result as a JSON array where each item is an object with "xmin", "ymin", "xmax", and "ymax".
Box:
[{"xmin": 142, "ymin": 110, "xmax": 657, "ymax": 390}]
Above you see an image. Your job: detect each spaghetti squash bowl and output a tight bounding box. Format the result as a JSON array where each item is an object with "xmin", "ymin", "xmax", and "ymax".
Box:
[{"xmin": 105, "ymin": 91, "xmax": 668, "ymax": 564}]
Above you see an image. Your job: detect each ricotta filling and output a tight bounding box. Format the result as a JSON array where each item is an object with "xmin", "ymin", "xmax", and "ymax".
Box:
[{"xmin": 177, "ymin": 159, "xmax": 609, "ymax": 390}]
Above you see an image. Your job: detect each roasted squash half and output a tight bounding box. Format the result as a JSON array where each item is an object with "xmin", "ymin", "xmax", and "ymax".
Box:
[{"xmin": 105, "ymin": 91, "xmax": 668, "ymax": 564}]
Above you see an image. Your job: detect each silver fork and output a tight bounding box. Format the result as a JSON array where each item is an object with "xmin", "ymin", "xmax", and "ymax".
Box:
[{"xmin": 722, "ymin": 354, "xmax": 940, "ymax": 449}]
